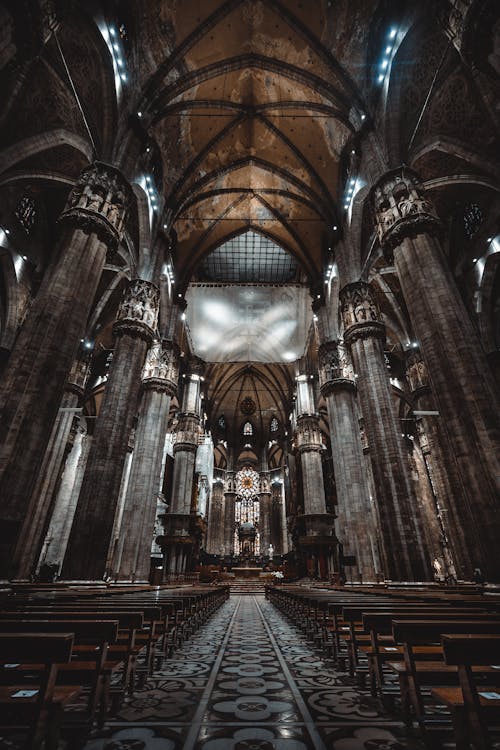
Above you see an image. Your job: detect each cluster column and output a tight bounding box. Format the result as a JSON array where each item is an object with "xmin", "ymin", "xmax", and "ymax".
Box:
[
  {"xmin": 62, "ymin": 279, "xmax": 160, "ymax": 580},
  {"xmin": 114, "ymin": 340, "xmax": 179, "ymax": 581},
  {"xmin": 224, "ymin": 472, "xmax": 237, "ymax": 556},
  {"xmin": 372, "ymin": 168, "xmax": 500, "ymax": 579},
  {"xmin": 13, "ymin": 348, "xmax": 92, "ymax": 579},
  {"xmin": 258, "ymin": 472, "xmax": 272, "ymax": 556},
  {"xmin": 206, "ymin": 477, "xmax": 225, "ymax": 555},
  {"xmin": 160, "ymin": 358, "xmax": 203, "ymax": 576},
  {"xmin": 340, "ymin": 281, "xmax": 431, "ymax": 581},
  {"xmin": 317, "ymin": 327, "xmax": 380, "ymax": 583},
  {"xmin": 405, "ymin": 350, "xmax": 464, "ymax": 578},
  {"xmin": 295, "ymin": 377, "xmax": 336, "ymax": 577},
  {"xmin": 270, "ymin": 479, "xmax": 285, "ymax": 555},
  {"xmin": 0, "ymin": 162, "xmax": 131, "ymax": 578}
]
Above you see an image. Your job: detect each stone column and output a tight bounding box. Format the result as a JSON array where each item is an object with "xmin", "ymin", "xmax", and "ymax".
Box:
[
  {"xmin": 340, "ymin": 281, "xmax": 431, "ymax": 581},
  {"xmin": 37, "ymin": 427, "xmax": 91, "ymax": 576},
  {"xmin": 405, "ymin": 349, "xmax": 463, "ymax": 578},
  {"xmin": 372, "ymin": 168, "xmax": 500, "ymax": 580},
  {"xmin": 224, "ymin": 472, "xmax": 236, "ymax": 556},
  {"xmin": 206, "ymin": 477, "xmax": 225, "ymax": 555},
  {"xmin": 295, "ymin": 378, "xmax": 336, "ymax": 576},
  {"xmin": 13, "ymin": 349, "xmax": 91, "ymax": 580},
  {"xmin": 0, "ymin": 162, "xmax": 131, "ymax": 578},
  {"xmin": 115, "ymin": 340, "xmax": 178, "ymax": 581},
  {"xmin": 62, "ymin": 279, "xmax": 159, "ymax": 580},
  {"xmin": 160, "ymin": 359, "xmax": 203, "ymax": 575},
  {"xmin": 270, "ymin": 479, "xmax": 285, "ymax": 555},
  {"xmin": 317, "ymin": 330, "xmax": 380, "ymax": 582},
  {"xmin": 107, "ymin": 431, "xmax": 135, "ymax": 574},
  {"xmin": 259, "ymin": 472, "xmax": 272, "ymax": 555}
]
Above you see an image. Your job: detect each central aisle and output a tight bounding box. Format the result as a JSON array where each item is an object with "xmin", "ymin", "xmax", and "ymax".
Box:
[{"xmin": 84, "ymin": 596, "xmax": 422, "ymax": 749}]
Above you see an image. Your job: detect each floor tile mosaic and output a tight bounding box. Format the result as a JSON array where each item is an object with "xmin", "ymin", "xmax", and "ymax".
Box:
[{"xmin": 76, "ymin": 595, "xmax": 426, "ymax": 750}]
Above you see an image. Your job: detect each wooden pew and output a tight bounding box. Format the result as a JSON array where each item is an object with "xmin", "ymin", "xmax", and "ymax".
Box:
[
  {"xmin": 0, "ymin": 632, "xmax": 80, "ymax": 750},
  {"xmin": 432, "ymin": 634, "xmax": 500, "ymax": 750},
  {"xmin": 0, "ymin": 619, "xmax": 119, "ymax": 724},
  {"xmin": 390, "ymin": 619, "xmax": 500, "ymax": 726}
]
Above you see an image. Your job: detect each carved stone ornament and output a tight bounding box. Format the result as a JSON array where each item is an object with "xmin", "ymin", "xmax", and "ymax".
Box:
[
  {"xmin": 295, "ymin": 414, "xmax": 323, "ymax": 453},
  {"xmin": 66, "ymin": 351, "xmax": 91, "ymax": 396},
  {"xmin": 259, "ymin": 472, "xmax": 271, "ymax": 495},
  {"xmin": 173, "ymin": 412, "xmax": 201, "ymax": 452},
  {"xmin": 340, "ymin": 281, "xmax": 385, "ymax": 345},
  {"xmin": 114, "ymin": 279, "xmax": 160, "ymax": 341},
  {"xmin": 371, "ymin": 167, "xmax": 441, "ymax": 257},
  {"xmin": 405, "ymin": 349, "xmax": 430, "ymax": 393},
  {"xmin": 142, "ymin": 340, "xmax": 179, "ymax": 396},
  {"xmin": 225, "ymin": 472, "xmax": 237, "ymax": 494},
  {"xmin": 318, "ymin": 340, "xmax": 355, "ymax": 396},
  {"xmin": 58, "ymin": 162, "xmax": 132, "ymax": 249}
]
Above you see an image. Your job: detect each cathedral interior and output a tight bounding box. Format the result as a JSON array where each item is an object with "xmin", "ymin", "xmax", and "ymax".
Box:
[{"xmin": 0, "ymin": 1, "xmax": 500, "ymax": 749}]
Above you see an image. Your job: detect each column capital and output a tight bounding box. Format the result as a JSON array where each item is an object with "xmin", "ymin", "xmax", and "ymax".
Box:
[
  {"xmin": 259, "ymin": 472, "xmax": 271, "ymax": 495},
  {"xmin": 65, "ymin": 349, "xmax": 91, "ymax": 398},
  {"xmin": 371, "ymin": 167, "xmax": 442, "ymax": 258},
  {"xmin": 141, "ymin": 339, "xmax": 179, "ymax": 396},
  {"xmin": 58, "ymin": 162, "xmax": 133, "ymax": 250},
  {"xmin": 405, "ymin": 348, "xmax": 430, "ymax": 395},
  {"xmin": 113, "ymin": 279, "xmax": 160, "ymax": 342},
  {"xmin": 318, "ymin": 340, "xmax": 356, "ymax": 397},
  {"xmin": 173, "ymin": 412, "xmax": 201, "ymax": 453},
  {"xmin": 295, "ymin": 413, "xmax": 323, "ymax": 454},
  {"xmin": 340, "ymin": 281, "xmax": 385, "ymax": 345}
]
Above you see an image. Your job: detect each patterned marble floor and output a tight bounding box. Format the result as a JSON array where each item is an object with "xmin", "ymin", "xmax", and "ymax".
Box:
[{"xmin": 82, "ymin": 595, "xmax": 426, "ymax": 750}]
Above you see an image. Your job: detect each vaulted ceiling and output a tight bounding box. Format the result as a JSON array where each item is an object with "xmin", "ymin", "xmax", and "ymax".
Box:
[{"xmin": 129, "ymin": 0, "xmax": 375, "ymax": 285}]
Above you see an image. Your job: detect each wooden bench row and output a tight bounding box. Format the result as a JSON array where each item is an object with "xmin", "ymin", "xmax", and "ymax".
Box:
[
  {"xmin": 267, "ymin": 584, "xmax": 500, "ymax": 749},
  {"xmin": 0, "ymin": 584, "xmax": 229, "ymax": 749}
]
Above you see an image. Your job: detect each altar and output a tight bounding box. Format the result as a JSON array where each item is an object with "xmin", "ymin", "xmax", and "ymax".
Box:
[{"xmin": 232, "ymin": 567, "xmax": 263, "ymax": 579}]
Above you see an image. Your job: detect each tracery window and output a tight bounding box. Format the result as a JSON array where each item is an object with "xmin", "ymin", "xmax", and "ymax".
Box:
[
  {"xmin": 243, "ymin": 421, "xmax": 253, "ymax": 436},
  {"xmin": 463, "ymin": 203, "xmax": 483, "ymax": 240},
  {"xmin": 15, "ymin": 196, "xmax": 36, "ymax": 233},
  {"xmin": 218, "ymin": 415, "xmax": 226, "ymax": 430},
  {"xmin": 270, "ymin": 416, "xmax": 279, "ymax": 433},
  {"xmin": 234, "ymin": 466, "xmax": 260, "ymax": 555},
  {"xmin": 234, "ymin": 498, "xmax": 260, "ymax": 555}
]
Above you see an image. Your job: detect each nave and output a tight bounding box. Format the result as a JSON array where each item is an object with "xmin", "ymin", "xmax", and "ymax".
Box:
[{"xmin": 82, "ymin": 595, "xmax": 422, "ymax": 750}]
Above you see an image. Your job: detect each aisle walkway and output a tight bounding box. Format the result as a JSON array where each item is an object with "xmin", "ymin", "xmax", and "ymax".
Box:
[{"xmin": 84, "ymin": 596, "xmax": 423, "ymax": 749}]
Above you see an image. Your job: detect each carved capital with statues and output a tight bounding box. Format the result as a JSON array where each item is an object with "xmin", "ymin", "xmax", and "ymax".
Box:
[
  {"xmin": 371, "ymin": 167, "xmax": 442, "ymax": 258},
  {"xmin": 113, "ymin": 279, "xmax": 159, "ymax": 342},
  {"xmin": 173, "ymin": 412, "xmax": 201, "ymax": 453},
  {"xmin": 58, "ymin": 162, "xmax": 132, "ymax": 250},
  {"xmin": 225, "ymin": 471, "xmax": 236, "ymax": 495},
  {"xmin": 340, "ymin": 281, "xmax": 385, "ymax": 345},
  {"xmin": 65, "ymin": 349, "xmax": 91, "ymax": 397},
  {"xmin": 405, "ymin": 348, "xmax": 430, "ymax": 395},
  {"xmin": 142, "ymin": 339, "xmax": 179, "ymax": 397},
  {"xmin": 259, "ymin": 472, "xmax": 271, "ymax": 496},
  {"xmin": 295, "ymin": 414, "xmax": 323, "ymax": 454},
  {"xmin": 318, "ymin": 340, "xmax": 356, "ymax": 397}
]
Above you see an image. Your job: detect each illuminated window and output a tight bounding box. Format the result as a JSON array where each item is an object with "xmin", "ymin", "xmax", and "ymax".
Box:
[
  {"xmin": 15, "ymin": 196, "xmax": 36, "ymax": 233},
  {"xmin": 463, "ymin": 203, "xmax": 483, "ymax": 240},
  {"xmin": 200, "ymin": 230, "xmax": 297, "ymax": 282},
  {"xmin": 243, "ymin": 421, "xmax": 253, "ymax": 436},
  {"xmin": 218, "ymin": 415, "xmax": 226, "ymax": 430},
  {"xmin": 270, "ymin": 417, "xmax": 279, "ymax": 433}
]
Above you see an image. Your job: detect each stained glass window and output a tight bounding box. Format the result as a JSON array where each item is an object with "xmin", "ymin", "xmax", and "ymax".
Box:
[
  {"xmin": 243, "ymin": 421, "xmax": 253, "ymax": 436},
  {"xmin": 270, "ymin": 416, "xmax": 279, "ymax": 432},
  {"xmin": 463, "ymin": 203, "xmax": 482, "ymax": 240},
  {"xmin": 15, "ymin": 196, "xmax": 36, "ymax": 233},
  {"xmin": 234, "ymin": 497, "xmax": 260, "ymax": 555}
]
